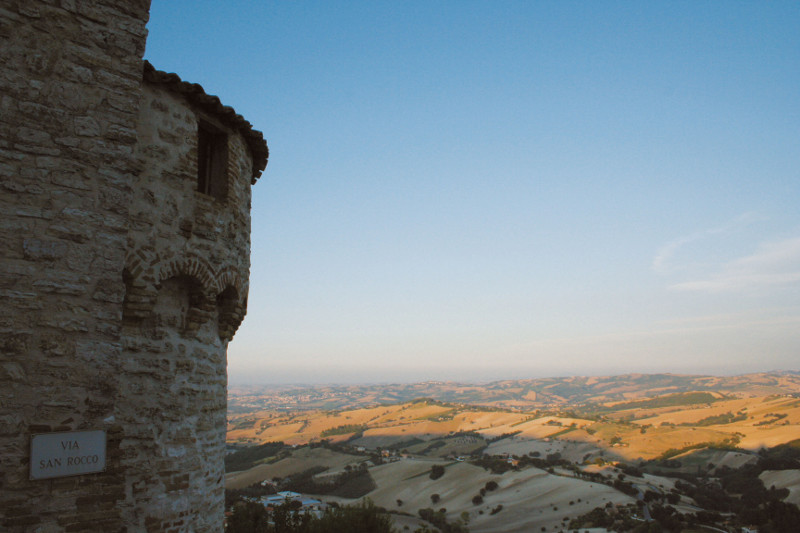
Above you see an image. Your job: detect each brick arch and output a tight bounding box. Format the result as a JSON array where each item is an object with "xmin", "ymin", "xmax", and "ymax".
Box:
[
  {"xmin": 214, "ymin": 265, "xmax": 243, "ymax": 296},
  {"xmin": 157, "ymin": 253, "xmax": 217, "ymax": 295}
]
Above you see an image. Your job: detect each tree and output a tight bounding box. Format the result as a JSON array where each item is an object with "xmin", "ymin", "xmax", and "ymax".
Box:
[
  {"xmin": 430, "ymin": 464, "xmax": 445, "ymax": 480},
  {"xmin": 417, "ymin": 508, "xmax": 468, "ymax": 533},
  {"xmin": 225, "ymin": 499, "xmax": 396, "ymax": 533},
  {"xmin": 643, "ymin": 490, "xmax": 661, "ymax": 503},
  {"xmin": 226, "ymin": 501, "xmax": 272, "ymax": 533},
  {"xmin": 430, "ymin": 494, "xmax": 440, "ymax": 504}
]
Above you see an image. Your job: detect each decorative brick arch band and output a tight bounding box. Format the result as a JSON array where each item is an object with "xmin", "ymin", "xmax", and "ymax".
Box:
[{"xmin": 123, "ymin": 248, "xmax": 249, "ymax": 340}]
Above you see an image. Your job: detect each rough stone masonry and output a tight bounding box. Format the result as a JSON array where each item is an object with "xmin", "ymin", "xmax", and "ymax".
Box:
[{"xmin": 0, "ymin": 1, "xmax": 268, "ymax": 531}]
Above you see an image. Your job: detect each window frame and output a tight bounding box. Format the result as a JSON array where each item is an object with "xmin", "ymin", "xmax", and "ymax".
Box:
[{"xmin": 197, "ymin": 119, "xmax": 229, "ymax": 200}]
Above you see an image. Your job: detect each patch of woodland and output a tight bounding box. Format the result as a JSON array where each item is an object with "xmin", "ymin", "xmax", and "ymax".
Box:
[
  {"xmin": 225, "ymin": 441, "xmax": 287, "ymax": 472},
  {"xmin": 225, "ymin": 499, "xmax": 396, "ymax": 533},
  {"xmin": 572, "ymin": 442, "xmax": 800, "ymax": 532},
  {"xmin": 281, "ymin": 463, "xmax": 377, "ymax": 498}
]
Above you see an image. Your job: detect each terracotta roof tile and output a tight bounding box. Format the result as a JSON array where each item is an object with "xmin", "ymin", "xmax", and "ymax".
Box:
[{"xmin": 142, "ymin": 61, "xmax": 268, "ymax": 183}]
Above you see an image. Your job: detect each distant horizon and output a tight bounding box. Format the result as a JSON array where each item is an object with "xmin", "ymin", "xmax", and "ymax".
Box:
[{"xmin": 228, "ymin": 366, "xmax": 798, "ymax": 388}]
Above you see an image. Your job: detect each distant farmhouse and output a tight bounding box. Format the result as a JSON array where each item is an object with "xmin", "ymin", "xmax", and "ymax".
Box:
[{"xmin": 0, "ymin": 1, "xmax": 267, "ymax": 531}]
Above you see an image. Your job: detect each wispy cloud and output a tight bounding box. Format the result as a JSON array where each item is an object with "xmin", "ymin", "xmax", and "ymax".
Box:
[
  {"xmin": 652, "ymin": 212, "xmax": 761, "ymax": 274},
  {"xmin": 670, "ymin": 236, "xmax": 800, "ymax": 293}
]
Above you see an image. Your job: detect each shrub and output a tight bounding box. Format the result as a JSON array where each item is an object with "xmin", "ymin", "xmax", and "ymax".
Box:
[{"xmin": 430, "ymin": 464, "xmax": 445, "ymax": 480}]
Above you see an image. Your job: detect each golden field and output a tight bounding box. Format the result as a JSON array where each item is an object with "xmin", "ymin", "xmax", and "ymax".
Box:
[
  {"xmin": 228, "ymin": 394, "xmax": 800, "ymax": 462},
  {"xmin": 226, "ymin": 374, "xmax": 800, "ymax": 532}
]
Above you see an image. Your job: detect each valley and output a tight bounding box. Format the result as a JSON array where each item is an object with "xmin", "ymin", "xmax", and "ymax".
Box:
[{"xmin": 225, "ymin": 371, "xmax": 800, "ymax": 532}]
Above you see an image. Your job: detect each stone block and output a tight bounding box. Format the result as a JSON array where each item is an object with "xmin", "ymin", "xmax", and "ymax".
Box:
[
  {"xmin": 74, "ymin": 116, "xmax": 100, "ymax": 136},
  {"xmin": 16, "ymin": 126, "xmax": 52, "ymax": 144},
  {"xmin": 22, "ymin": 238, "xmax": 68, "ymax": 260}
]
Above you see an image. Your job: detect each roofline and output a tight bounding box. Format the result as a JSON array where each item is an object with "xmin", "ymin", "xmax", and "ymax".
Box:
[{"xmin": 142, "ymin": 60, "xmax": 268, "ymax": 183}]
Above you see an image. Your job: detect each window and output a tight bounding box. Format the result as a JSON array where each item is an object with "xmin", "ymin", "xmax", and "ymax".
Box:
[{"xmin": 197, "ymin": 120, "xmax": 228, "ymax": 199}]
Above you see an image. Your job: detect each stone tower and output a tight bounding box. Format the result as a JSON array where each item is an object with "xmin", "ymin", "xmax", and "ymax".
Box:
[{"xmin": 0, "ymin": 1, "xmax": 268, "ymax": 531}]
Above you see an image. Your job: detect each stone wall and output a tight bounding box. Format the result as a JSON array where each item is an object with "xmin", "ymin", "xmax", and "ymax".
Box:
[
  {"xmin": 115, "ymin": 83, "xmax": 255, "ymax": 531},
  {"xmin": 0, "ymin": 1, "xmax": 152, "ymax": 530},
  {"xmin": 0, "ymin": 1, "xmax": 265, "ymax": 531}
]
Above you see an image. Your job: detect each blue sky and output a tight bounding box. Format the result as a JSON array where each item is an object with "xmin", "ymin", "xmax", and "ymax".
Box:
[{"xmin": 144, "ymin": 1, "xmax": 800, "ymax": 384}]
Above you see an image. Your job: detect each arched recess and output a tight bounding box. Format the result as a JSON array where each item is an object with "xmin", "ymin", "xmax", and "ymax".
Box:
[
  {"xmin": 145, "ymin": 274, "xmax": 214, "ymax": 336},
  {"xmin": 179, "ymin": 275, "xmax": 216, "ymax": 335},
  {"xmin": 155, "ymin": 255, "xmax": 217, "ymax": 334},
  {"xmin": 214, "ymin": 265, "xmax": 248, "ymax": 341},
  {"xmin": 217, "ymin": 285, "xmax": 244, "ymax": 341}
]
